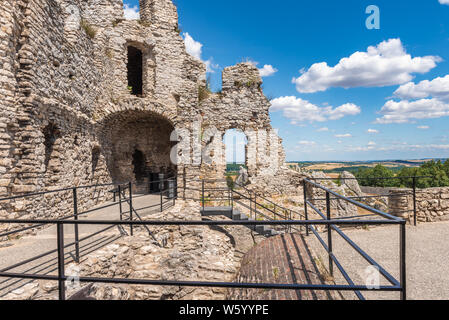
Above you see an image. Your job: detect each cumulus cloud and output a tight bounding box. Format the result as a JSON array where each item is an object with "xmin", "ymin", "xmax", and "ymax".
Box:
[
  {"xmin": 244, "ymin": 60, "xmax": 278, "ymax": 77},
  {"xmin": 367, "ymin": 129, "xmax": 379, "ymax": 134},
  {"xmin": 394, "ymin": 75, "xmax": 449, "ymax": 101},
  {"xmin": 183, "ymin": 33, "xmax": 218, "ymax": 73},
  {"xmin": 292, "ymin": 39, "xmax": 441, "ymax": 93},
  {"xmin": 335, "ymin": 134, "xmax": 352, "ymax": 138},
  {"xmin": 258, "ymin": 65, "xmax": 278, "ymax": 77},
  {"xmin": 417, "ymin": 125, "xmax": 430, "ymax": 130},
  {"xmin": 439, "ymin": 0, "xmax": 449, "ymax": 5},
  {"xmin": 270, "ymin": 96, "xmax": 361, "ymax": 124},
  {"xmin": 317, "ymin": 127, "xmax": 329, "ymax": 132},
  {"xmin": 184, "ymin": 32, "xmax": 203, "ymax": 60},
  {"xmin": 124, "ymin": 4, "xmax": 140, "ymax": 20},
  {"xmin": 375, "ymin": 98, "xmax": 449, "ymax": 124},
  {"xmin": 298, "ymin": 140, "xmax": 317, "ymax": 146}
]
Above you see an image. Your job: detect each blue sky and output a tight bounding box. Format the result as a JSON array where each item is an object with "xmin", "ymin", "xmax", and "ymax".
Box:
[{"xmin": 124, "ymin": 0, "xmax": 449, "ymax": 162}]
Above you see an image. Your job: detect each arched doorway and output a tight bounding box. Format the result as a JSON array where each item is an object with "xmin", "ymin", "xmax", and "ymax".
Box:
[
  {"xmin": 223, "ymin": 129, "xmax": 248, "ymax": 185},
  {"xmin": 100, "ymin": 111, "xmax": 177, "ymax": 193}
]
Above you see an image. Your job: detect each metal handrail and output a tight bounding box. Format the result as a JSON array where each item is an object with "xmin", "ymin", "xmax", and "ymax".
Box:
[
  {"xmin": 238, "ymin": 186, "xmax": 305, "ymax": 219},
  {"xmin": 0, "ymin": 177, "xmax": 406, "ymax": 301},
  {"xmin": 304, "ymin": 179, "xmax": 402, "ymax": 222},
  {"xmin": 302, "ymin": 178, "xmax": 406, "ymax": 300}
]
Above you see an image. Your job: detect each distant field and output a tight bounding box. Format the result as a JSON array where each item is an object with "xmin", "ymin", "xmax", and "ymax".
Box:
[{"xmin": 287, "ymin": 159, "xmax": 445, "ymax": 174}]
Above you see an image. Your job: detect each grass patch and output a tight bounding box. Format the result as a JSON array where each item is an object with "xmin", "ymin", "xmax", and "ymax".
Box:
[
  {"xmin": 198, "ymin": 85, "xmax": 211, "ymax": 102},
  {"xmin": 80, "ymin": 19, "xmax": 96, "ymax": 39}
]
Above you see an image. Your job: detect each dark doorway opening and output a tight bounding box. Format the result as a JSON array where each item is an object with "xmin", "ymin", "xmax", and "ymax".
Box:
[
  {"xmin": 43, "ymin": 123, "xmax": 60, "ymax": 171},
  {"xmin": 127, "ymin": 46, "xmax": 143, "ymax": 96},
  {"xmin": 132, "ymin": 149, "xmax": 146, "ymax": 183}
]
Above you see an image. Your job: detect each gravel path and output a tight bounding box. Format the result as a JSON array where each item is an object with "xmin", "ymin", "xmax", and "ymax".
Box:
[{"xmin": 305, "ymin": 221, "xmax": 449, "ymax": 300}]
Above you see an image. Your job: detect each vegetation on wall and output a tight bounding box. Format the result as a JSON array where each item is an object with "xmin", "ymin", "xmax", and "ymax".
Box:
[{"xmin": 80, "ymin": 19, "xmax": 97, "ymax": 39}]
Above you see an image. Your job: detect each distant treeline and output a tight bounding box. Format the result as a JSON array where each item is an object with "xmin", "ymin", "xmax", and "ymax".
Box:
[
  {"xmin": 226, "ymin": 163, "xmax": 247, "ymax": 172},
  {"xmin": 352, "ymin": 160, "xmax": 449, "ymax": 188},
  {"xmin": 324, "ymin": 166, "xmax": 404, "ymax": 174}
]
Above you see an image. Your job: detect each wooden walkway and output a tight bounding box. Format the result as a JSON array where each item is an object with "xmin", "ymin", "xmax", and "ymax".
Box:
[{"xmin": 228, "ymin": 233, "xmax": 340, "ymax": 300}]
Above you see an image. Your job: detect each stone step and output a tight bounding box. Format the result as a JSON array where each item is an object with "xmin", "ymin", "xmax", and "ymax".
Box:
[
  {"xmin": 201, "ymin": 206, "xmax": 278, "ymax": 238},
  {"xmin": 200, "ymin": 206, "xmax": 233, "ymax": 218}
]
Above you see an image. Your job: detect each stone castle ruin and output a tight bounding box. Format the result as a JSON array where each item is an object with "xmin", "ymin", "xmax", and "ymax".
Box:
[
  {"xmin": 2, "ymin": 0, "xmax": 449, "ymax": 301},
  {"xmin": 0, "ymin": 0, "xmax": 290, "ymax": 228}
]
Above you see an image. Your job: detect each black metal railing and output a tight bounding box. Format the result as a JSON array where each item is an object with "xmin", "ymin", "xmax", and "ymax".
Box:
[
  {"xmin": 310, "ymin": 176, "xmax": 432, "ymax": 226},
  {"xmin": 197, "ymin": 178, "xmax": 406, "ymax": 300},
  {"xmin": 302, "ymin": 178, "xmax": 406, "ymax": 300},
  {"xmin": 0, "ymin": 178, "xmax": 177, "ymax": 297},
  {"xmin": 0, "ymin": 177, "xmax": 406, "ymax": 300}
]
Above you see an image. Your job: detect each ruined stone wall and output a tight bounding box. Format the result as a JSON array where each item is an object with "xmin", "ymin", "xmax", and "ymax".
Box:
[
  {"xmin": 0, "ymin": 0, "xmax": 22, "ymax": 199},
  {"xmin": 199, "ymin": 63, "xmax": 286, "ymax": 180},
  {"xmin": 0, "ymin": 0, "xmax": 114, "ymax": 239},
  {"xmin": 0, "ymin": 0, "xmax": 289, "ymax": 238},
  {"xmin": 389, "ymin": 187, "xmax": 449, "ymax": 222}
]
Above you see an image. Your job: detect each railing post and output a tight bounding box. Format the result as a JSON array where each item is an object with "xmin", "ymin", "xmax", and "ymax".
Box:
[
  {"xmin": 202, "ymin": 180, "xmax": 205, "ymax": 211},
  {"xmin": 254, "ymin": 194, "xmax": 257, "ymax": 220},
  {"xmin": 400, "ymin": 222, "xmax": 407, "ymax": 300},
  {"xmin": 160, "ymin": 186, "xmax": 163, "ymax": 212},
  {"xmin": 72, "ymin": 187, "xmax": 79, "ymax": 263},
  {"xmin": 129, "ymin": 182, "xmax": 133, "ymax": 236},
  {"xmin": 118, "ymin": 185, "xmax": 123, "ymax": 221},
  {"xmin": 412, "ymin": 176, "xmax": 417, "ymax": 226},
  {"xmin": 303, "ymin": 180, "xmax": 309, "ymax": 236},
  {"xmin": 326, "ymin": 191, "xmax": 333, "ymax": 277},
  {"xmin": 173, "ymin": 179, "xmax": 176, "ymax": 206},
  {"xmin": 249, "ymin": 194, "xmax": 253, "ymax": 219},
  {"xmin": 290, "ymin": 209, "xmax": 293, "ymax": 233},
  {"xmin": 57, "ymin": 222, "xmax": 66, "ymax": 300}
]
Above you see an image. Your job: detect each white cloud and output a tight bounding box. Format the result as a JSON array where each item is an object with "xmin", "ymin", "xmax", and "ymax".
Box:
[
  {"xmin": 368, "ymin": 141, "xmax": 377, "ymax": 146},
  {"xmin": 335, "ymin": 134, "xmax": 352, "ymax": 138},
  {"xmin": 292, "ymin": 39, "xmax": 441, "ymax": 93},
  {"xmin": 244, "ymin": 60, "xmax": 278, "ymax": 77},
  {"xmin": 270, "ymin": 96, "xmax": 361, "ymax": 123},
  {"xmin": 124, "ymin": 4, "xmax": 140, "ymax": 20},
  {"xmin": 439, "ymin": 0, "xmax": 449, "ymax": 5},
  {"xmin": 417, "ymin": 125, "xmax": 430, "ymax": 130},
  {"xmin": 367, "ymin": 129, "xmax": 379, "ymax": 134},
  {"xmin": 298, "ymin": 140, "xmax": 317, "ymax": 146},
  {"xmin": 375, "ymin": 98, "xmax": 449, "ymax": 124},
  {"xmin": 317, "ymin": 127, "xmax": 329, "ymax": 132},
  {"xmin": 183, "ymin": 33, "xmax": 218, "ymax": 73},
  {"xmin": 183, "ymin": 32, "xmax": 202, "ymax": 60},
  {"xmin": 394, "ymin": 75, "xmax": 449, "ymax": 101},
  {"xmin": 258, "ymin": 65, "xmax": 278, "ymax": 77}
]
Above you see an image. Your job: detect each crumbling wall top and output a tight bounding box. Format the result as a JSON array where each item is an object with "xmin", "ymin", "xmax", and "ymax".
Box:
[
  {"xmin": 140, "ymin": 0, "xmax": 179, "ymax": 30},
  {"xmin": 222, "ymin": 63, "xmax": 263, "ymax": 91}
]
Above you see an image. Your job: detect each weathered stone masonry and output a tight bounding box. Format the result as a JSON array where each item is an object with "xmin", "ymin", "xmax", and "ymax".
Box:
[
  {"xmin": 0, "ymin": 0, "xmax": 288, "ymax": 236},
  {"xmin": 389, "ymin": 187, "xmax": 449, "ymax": 222}
]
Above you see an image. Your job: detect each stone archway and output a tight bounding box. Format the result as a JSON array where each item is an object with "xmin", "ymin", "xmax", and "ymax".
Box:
[
  {"xmin": 98, "ymin": 110, "xmax": 177, "ymax": 193},
  {"xmin": 222, "ymin": 129, "xmax": 248, "ymax": 176}
]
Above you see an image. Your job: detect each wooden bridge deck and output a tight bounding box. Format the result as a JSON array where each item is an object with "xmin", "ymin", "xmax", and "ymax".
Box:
[{"xmin": 228, "ymin": 232, "xmax": 341, "ymax": 300}]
